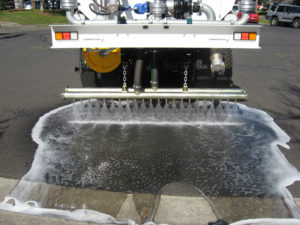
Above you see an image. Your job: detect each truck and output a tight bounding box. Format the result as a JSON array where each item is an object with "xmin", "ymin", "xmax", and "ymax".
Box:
[
  {"xmin": 51, "ymin": 0, "xmax": 261, "ymax": 102},
  {"xmin": 267, "ymin": 3, "xmax": 300, "ymax": 28}
]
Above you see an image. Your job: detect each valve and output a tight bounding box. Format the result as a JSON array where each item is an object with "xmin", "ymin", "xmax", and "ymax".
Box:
[
  {"xmin": 134, "ymin": 2, "xmax": 150, "ymax": 14},
  {"xmin": 238, "ymin": 0, "xmax": 256, "ymax": 13}
]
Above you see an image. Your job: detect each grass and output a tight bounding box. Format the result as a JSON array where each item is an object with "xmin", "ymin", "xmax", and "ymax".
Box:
[
  {"xmin": 0, "ymin": 9, "xmax": 68, "ymax": 25},
  {"xmin": 259, "ymin": 16, "xmax": 269, "ymax": 25}
]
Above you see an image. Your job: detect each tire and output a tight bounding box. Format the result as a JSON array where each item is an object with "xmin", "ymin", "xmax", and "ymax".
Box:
[
  {"xmin": 292, "ymin": 18, "xmax": 300, "ymax": 28},
  {"xmin": 79, "ymin": 49, "xmax": 98, "ymax": 87},
  {"xmin": 222, "ymin": 49, "xmax": 233, "ymax": 79},
  {"xmin": 270, "ymin": 17, "xmax": 278, "ymax": 26}
]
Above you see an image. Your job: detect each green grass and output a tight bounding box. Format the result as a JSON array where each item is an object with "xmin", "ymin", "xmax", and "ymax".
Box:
[
  {"xmin": 0, "ymin": 9, "xmax": 68, "ymax": 25},
  {"xmin": 259, "ymin": 16, "xmax": 269, "ymax": 25}
]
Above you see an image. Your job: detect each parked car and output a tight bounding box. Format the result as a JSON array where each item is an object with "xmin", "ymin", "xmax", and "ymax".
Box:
[
  {"xmin": 35, "ymin": 1, "xmax": 40, "ymax": 9},
  {"xmin": 23, "ymin": 1, "xmax": 32, "ymax": 10},
  {"xmin": 267, "ymin": 4, "xmax": 300, "ymax": 28},
  {"xmin": 238, "ymin": 11, "xmax": 259, "ymax": 23},
  {"xmin": 3, "ymin": 0, "xmax": 15, "ymax": 10},
  {"xmin": 46, "ymin": 0, "xmax": 60, "ymax": 9}
]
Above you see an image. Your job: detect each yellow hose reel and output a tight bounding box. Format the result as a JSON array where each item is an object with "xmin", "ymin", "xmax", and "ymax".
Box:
[{"xmin": 83, "ymin": 48, "xmax": 121, "ymax": 73}]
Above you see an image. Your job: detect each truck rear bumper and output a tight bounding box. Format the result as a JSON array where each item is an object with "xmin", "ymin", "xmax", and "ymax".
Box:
[{"xmin": 51, "ymin": 23, "xmax": 261, "ymax": 49}]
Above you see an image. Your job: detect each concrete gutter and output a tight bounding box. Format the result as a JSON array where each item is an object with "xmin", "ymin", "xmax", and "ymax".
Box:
[
  {"xmin": 1, "ymin": 177, "xmax": 300, "ymax": 225},
  {"xmin": 0, "ymin": 177, "xmax": 217, "ymax": 225},
  {"xmin": 0, "ymin": 177, "xmax": 106, "ymax": 225}
]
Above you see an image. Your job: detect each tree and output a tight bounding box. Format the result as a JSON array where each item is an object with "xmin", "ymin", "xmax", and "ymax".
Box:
[
  {"xmin": 292, "ymin": 0, "xmax": 300, "ymax": 5},
  {"xmin": 0, "ymin": 0, "xmax": 4, "ymax": 10},
  {"xmin": 269, "ymin": 0, "xmax": 300, "ymax": 4},
  {"xmin": 31, "ymin": 0, "xmax": 35, "ymax": 9},
  {"xmin": 40, "ymin": 0, "xmax": 45, "ymax": 12}
]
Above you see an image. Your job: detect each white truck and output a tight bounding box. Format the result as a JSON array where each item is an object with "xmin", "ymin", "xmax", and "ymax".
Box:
[{"xmin": 51, "ymin": 0, "xmax": 261, "ymax": 102}]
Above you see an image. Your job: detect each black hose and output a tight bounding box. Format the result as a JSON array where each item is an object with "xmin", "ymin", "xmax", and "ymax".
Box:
[
  {"xmin": 89, "ymin": 0, "xmax": 110, "ymax": 15},
  {"xmin": 151, "ymin": 50, "xmax": 159, "ymax": 89},
  {"xmin": 133, "ymin": 51, "xmax": 144, "ymax": 92}
]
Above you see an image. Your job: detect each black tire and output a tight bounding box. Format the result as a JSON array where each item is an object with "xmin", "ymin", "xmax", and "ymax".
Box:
[
  {"xmin": 222, "ymin": 49, "xmax": 233, "ymax": 79},
  {"xmin": 292, "ymin": 18, "xmax": 300, "ymax": 28},
  {"xmin": 79, "ymin": 49, "xmax": 98, "ymax": 87},
  {"xmin": 270, "ymin": 17, "xmax": 278, "ymax": 26}
]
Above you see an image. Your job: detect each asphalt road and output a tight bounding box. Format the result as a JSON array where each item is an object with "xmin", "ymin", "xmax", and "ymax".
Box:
[{"xmin": 0, "ymin": 24, "xmax": 299, "ymax": 197}]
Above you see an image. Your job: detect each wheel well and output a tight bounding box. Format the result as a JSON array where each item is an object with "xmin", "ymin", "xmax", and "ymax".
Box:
[
  {"xmin": 293, "ymin": 17, "xmax": 300, "ymax": 21},
  {"xmin": 271, "ymin": 16, "xmax": 278, "ymax": 20}
]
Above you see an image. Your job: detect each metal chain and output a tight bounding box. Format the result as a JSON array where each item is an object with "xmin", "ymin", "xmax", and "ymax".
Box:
[
  {"xmin": 183, "ymin": 65, "xmax": 189, "ymax": 88},
  {"xmin": 122, "ymin": 64, "xmax": 128, "ymax": 90}
]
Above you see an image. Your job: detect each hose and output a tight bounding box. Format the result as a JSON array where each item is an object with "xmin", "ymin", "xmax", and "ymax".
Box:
[
  {"xmin": 133, "ymin": 51, "xmax": 144, "ymax": 92},
  {"xmin": 202, "ymin": 3, "xmax": 216, "ymax": 21},
  {"xmin": 89, "ymin": 0, "xmax": 110, "ymax": 15}
]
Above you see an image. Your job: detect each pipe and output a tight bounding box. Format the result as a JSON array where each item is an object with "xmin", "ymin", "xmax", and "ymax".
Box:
[
  {"xmin": 202, "ymin": 3, "xmax": 216, "ymax": 21},
  {"xmin": 150, "ymin": 50, "xmax": 159, "ymax": 89},
  {"xmin": 64, "ymin": 1, "xmax": 248, "ymax": 25},
  {"xmin": 64, "ymin": 88, "xmax": 247, "ymax": 93},
  {"xmin": 210, "ymin": 49, "xmax": 225, "ymax": 73},
  {"xmin": 125, "ymin": 19, "xmax": 231, "ymax": 24},
  {"xmin": 62, "ymin": 88, "xmax": 247, "ymax": 101},
  {"xmin": 121, "ymin": 0, "xmax": 133, "ymax": 20},
  {"xmin": 236, "ymin": 13, "xmax": 250, "ymax": 25},
  {"xmin": 133, "ymin": 51, "xmax": 144, "ymax": 92},
  {"xmin": 237, "ymin": 0, "xmax": 255, "ymax": 25},
  {"xmin": 61, "ymin": 0, "xmax": 76, "ymax": 10},
  {"xmin": 66, "ymin": 11, "xmax": 118, "ymax": 25},
  {"xmin": 66, "ymin": 11, "xmax": 83, "ymax": 25}
]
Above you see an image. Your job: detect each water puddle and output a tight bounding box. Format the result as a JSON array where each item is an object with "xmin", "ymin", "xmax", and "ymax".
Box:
[{"xmin": 1, "ymin": 101, "xmax": 300, "ymax": 225}]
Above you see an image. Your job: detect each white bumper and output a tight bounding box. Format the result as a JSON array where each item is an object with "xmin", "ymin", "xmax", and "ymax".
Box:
[{"xmin": 51, "ymin": 23, "xmax": 261, "ymax": 49}]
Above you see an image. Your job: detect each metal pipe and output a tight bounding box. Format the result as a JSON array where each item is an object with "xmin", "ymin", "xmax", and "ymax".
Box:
[
  {"xmin": 61, "ymin": 0, "xmax": 76, "ymax": 10},
  {"xmin": 63, "ymin": 0, "xmax": 248, "ymax": 26},
  {"xmin": 202, "ymin": 3, "xmax": 216, "ymax": 21},
  {"xmin": 210, "ymin": 49, "xmax": 225, "ymax": 73},
  {"xmin": 125, "ymin": 19, "xmax": 231, "ymax": 24},
  {"xmin": 150, "ymin": 50, "xmax": 159, "ymax": 89},
  {"xmin": 62, "ymin": 88, "xmax": 247, "ymax": 101},
  {"xmin": 237, "ymin": 0, "xmax": 255, "ymax": 25},
  {"xmin": 64, "ymin": 88, "xmax": 247, "ymax": 94},
  {"xmin": 65, "ymin": 11, "xmax": 241, "ymax": 26},
  {"xmin": 62, "ymin": 91, "xmax": 247, "ymax": 101},
  {"xmin": 150, "ymin": 0, "xmax": 167, "ymax": 21},
  {"xmin": 66, "ymin": 11, "xmax": 117, "ymax": 25},
  {"xmin": 236, "ymin": 14, "xmax": 250, "ymax": 25},
  {"xmin": 133, "ymin": 51, "xmax": 144, "ymax": 92}
]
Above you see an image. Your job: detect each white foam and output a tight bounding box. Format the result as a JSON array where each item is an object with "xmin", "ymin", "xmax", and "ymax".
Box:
[
  {"xmin": 0, "ymin": 196, "xmax": 133, "ymax": 225},
  {"xmin": 68, "ymin": 120, "xmax": 244, "ymax": 126},
  {"xmin": 230, "ymin": 218, "xmax": 300, "ymax": 225},
  {"xmin": 2, "ymin": 101, "xmax": 300, "ymax": 225}
]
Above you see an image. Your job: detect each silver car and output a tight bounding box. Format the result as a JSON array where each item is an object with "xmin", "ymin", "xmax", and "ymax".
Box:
[{"xmin": 267, "ymin": 3, "xmax": 300, "ymax": 28}]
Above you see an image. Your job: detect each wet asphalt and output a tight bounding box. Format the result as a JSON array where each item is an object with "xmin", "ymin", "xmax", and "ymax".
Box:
[{"xmin": 0, "ymin": 24, "xmax": 299, "ymax": 197}]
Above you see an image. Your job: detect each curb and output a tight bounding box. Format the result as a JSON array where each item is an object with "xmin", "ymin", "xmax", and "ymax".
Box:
[{"xmin": 1, "ymin": 177, "xmax": 300, "ymax": 225}]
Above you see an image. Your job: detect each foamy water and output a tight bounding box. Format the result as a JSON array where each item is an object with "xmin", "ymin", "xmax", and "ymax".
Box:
[{"xmin": 1, "ymin": 101, "xmax": 300, "ymax": 225}]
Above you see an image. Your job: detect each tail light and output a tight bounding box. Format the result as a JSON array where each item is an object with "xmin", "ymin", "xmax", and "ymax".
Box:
[
  {"xmin": 234, "ymin": 32, "xmax": 257, "ymax": 41},
  {"xmin": 55, "ymin": 32, "xmax": 78, "ymax": 40}
]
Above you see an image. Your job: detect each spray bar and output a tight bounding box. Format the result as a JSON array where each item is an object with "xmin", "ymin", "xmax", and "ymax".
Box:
[{"xmin": 62, "ymin": 88, "xmax": 247, "ymax": 101}]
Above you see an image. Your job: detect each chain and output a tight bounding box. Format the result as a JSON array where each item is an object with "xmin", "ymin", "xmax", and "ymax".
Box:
[
  {"xmin": 122, "ymin": 64, "xmax": 128, "ymax": 90},
  {"xmin": 183, "ymin": 65, "xmax": 189, "ymax": 90}
]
